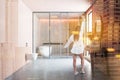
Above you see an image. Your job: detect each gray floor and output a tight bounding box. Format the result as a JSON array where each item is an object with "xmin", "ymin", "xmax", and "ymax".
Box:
[
  {"xmin": 6, "ymin": 58, "xmax": 92, "ymax": 80},
  {"xmin": 6, "ymin": 56, "xmax": 120, "ymax": 80},
  {"xmin": 6, "ymin": 58, "xmax": 113, "ymax": 80}
]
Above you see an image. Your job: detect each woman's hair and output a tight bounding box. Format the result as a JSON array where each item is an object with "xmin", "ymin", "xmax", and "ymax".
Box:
[
  {"xmin": 74, "ymin": 34, "xmax": 79, "ymax": 41},
  {"xmin": 73, "ymin": 26, "xmax": 80, "ymax": 41}
]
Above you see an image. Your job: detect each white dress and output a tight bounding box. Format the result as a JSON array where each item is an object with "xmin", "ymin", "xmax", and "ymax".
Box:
[{"xmin": 64, "ymin": 35, "xmax": 84, "ymax": 54}]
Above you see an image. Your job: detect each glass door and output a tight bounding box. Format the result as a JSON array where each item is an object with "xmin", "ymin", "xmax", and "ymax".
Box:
[{"xmin": 49, "ymin": 13, "xmax": 70, "ymax": 57}]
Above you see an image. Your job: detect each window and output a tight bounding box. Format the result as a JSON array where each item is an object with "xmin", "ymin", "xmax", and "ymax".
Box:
[{"xmin": 87, "ymin": 12, "xmax": 92, "ymax": 32}]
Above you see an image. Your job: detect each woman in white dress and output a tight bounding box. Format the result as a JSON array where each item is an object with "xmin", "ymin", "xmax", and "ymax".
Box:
[{"xmin": 64, "ymin": 31, "xmax": 85, "ymax": 75}]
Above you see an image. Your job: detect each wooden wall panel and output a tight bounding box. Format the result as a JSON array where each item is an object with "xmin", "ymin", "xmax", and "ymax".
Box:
[
  {"xmin": 0, "ymin": 43, "xmax": 32, "ymax": 80},
  {"xmin": 1, "ymin": 43, "xmax": 15, "ymax": 79}
]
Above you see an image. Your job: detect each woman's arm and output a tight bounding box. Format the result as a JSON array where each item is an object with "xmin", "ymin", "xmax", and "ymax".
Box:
[{"xmin": 64, "ymin": 35, "xmax": 73, "ymax": 48}]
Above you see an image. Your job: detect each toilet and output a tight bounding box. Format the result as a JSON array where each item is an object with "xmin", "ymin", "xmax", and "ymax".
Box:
[{"xmin": 32, "ymin": 53, "xmax": 38, "ymax": 60}]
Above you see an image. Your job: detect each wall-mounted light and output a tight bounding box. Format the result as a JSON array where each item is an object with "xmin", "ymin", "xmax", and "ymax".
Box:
[
  {"xmin": 115, "ymin": 54, "xmax": 120, "ymax": 59},
  {"xmin": 107, "ymin": 48, "xmax": 115, "ymax": 53},
  {"xmin": 93, "ymin": 36, "xmax": 99, "ymax": 40},
  {"xmin": 71, "ymin": 31, "xmax": 79, "ymax": 34}
]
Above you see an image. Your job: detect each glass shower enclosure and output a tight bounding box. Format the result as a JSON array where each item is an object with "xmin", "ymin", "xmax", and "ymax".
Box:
[{"xmin": 33, "ymin": 12, "xmax": 83, "ymax": 57}]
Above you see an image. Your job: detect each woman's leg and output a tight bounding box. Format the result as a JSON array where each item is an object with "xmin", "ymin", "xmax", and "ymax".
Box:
[
  {"xmin": 79, "ymin": 53, "xmax": 85, "ymax": 72},
  {"xmin": 73, "ymin": 54, "xmax": 77, "ymax": 73}
]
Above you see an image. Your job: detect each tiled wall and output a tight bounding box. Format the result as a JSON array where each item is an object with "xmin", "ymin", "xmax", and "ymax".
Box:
[{"xmin": 0, "ymin": 43, "xmax": 31, "ymax": 80}]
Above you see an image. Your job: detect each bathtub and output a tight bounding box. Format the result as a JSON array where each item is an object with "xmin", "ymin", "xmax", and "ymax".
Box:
[{"xmin": 38, "ymin": 46, "xmax": 52, "ymax": 57}]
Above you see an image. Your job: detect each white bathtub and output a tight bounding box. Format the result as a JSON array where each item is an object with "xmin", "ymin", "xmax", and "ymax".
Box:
[{"xmin": 38, "ymin": 46, "xmax": 52, "ymax": 57}]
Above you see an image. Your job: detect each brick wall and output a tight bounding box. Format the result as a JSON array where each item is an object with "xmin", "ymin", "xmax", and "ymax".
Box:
[{"xmin": 92, "ymin": 55, "xmax": 120, "ymax": 80}]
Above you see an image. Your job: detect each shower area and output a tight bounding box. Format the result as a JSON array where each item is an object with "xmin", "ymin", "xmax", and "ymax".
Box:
[{"xmin": 33, "ymin": 12, "xmax": 83, "ymax": 57}]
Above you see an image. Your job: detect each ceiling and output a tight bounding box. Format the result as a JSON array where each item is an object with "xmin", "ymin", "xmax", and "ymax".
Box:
[{"xmin": 22, "ymin": 0, "xmax": 91, "ymax": 12}]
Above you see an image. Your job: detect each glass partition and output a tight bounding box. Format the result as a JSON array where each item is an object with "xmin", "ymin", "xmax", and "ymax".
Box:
[{"xmin": 33, "ymin": 12, "xmax": 83, "ymax": 57}]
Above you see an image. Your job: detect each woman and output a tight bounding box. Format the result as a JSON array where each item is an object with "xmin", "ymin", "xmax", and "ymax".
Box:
[{"xmin": 64, "ymin": 31, "xmax": 85, "ymax": 75}]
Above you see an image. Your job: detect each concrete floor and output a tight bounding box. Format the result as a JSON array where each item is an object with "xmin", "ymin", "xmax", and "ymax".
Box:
[{"xmin": 6, "ymin": 58, "xmax": 92, "ymax": 80}]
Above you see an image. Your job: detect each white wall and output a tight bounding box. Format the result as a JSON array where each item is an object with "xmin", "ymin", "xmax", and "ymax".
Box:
[
  {"xmin": 0, "ymin": 0, "xmax": 6, "ymax": 43},
  {"xmin": 7, "ymin": 1, "xmax": 18, "ymax": 44},
  {"xmin": 39, "ymin": 20, "xmax": 49, "ymax": 44},
  {"xmin": 0, "ymin": 0, "xmax": 32, "ymax": 79},
  {"xmin": 18, "ymin": 0, "xmax": 32, "ymax": 47},
  {"xmin": 0, "ymin": 0, "xmax": 18, "ymax": 44},
  {"xmin": 0, "ymin": 0, "xmax": 32, "ymax": 47}
]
